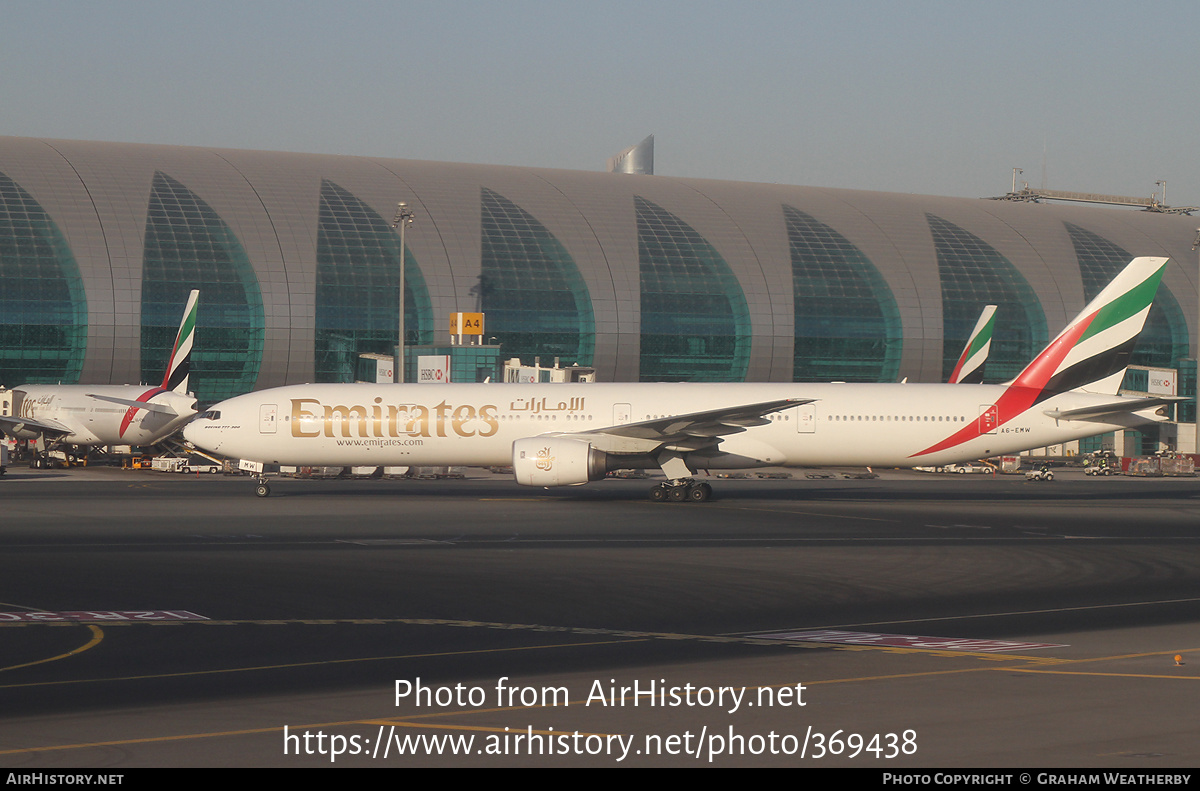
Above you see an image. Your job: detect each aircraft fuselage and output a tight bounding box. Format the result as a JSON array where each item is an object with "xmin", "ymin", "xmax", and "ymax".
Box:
[
  {"xmin": 10, "ymin": 385, "xmax": 198, "ymax": 447},
  {"xmin": 183, "ymin": 381, "xmax": 1150, "ymax": 472}
]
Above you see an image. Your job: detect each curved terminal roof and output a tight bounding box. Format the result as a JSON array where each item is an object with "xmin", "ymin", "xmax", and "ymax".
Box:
[{"xmin": 0, "ymin": 136, "xmax": 1195, "ymax": 401}]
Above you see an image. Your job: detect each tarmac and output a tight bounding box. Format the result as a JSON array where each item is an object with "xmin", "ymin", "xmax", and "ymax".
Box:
[{"xmin": 1, "ymin": 465, "xmax": 1198, "ymax": 767}]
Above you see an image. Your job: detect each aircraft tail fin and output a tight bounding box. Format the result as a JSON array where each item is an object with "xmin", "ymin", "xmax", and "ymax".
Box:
[
  {"xmin": 949, "ymin": 304, "xmax": 997, "ymax": 384},
  {"xmin": 910, "ymin": 257, "xmax": 1168, "ymax": 460},
  {"xmin": 1011, "ymin": 256, "xmax": 1167, "ymax": 399},
  {"xmin": 161, "ymin": 290, "xmax": 199, "ymax": 394}
]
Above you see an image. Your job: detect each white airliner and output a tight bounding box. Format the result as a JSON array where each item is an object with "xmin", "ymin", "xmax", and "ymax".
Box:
[
  {"xmin": 949, "ymin": 304, "xmax": 997, "ymax": 384},
  {"xmin": 185, "ymin": 259, "xmax": 1176, "ymax": 501},
  {"xmin": 2, "ymin": 291, "xmax": 200, "ymax": 467}
]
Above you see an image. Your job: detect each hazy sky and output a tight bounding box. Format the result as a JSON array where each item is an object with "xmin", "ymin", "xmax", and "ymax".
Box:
[{"xmin": 5, "ymin": 1, "xmax": 1198, "ymax": 205}]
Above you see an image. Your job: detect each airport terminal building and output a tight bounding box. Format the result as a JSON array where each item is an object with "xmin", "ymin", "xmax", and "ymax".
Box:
[{"xmin": 1, "ymin": 135, "xmax": 1197, "ymax": 453}]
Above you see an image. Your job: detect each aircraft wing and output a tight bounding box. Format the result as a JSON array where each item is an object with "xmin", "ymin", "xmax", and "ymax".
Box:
[
  {"xmin": 563, "ymin": 398, "xmax": 814, "ymax": 453},
  {"xmin": 0, "ymin": 413, "xmax": 74, "ymax": 439},
  {"xmin": 85, "ymin": 393, "xmax": 180, "ymax": 415},
  {"xmin": 1042, "ymin": 396, "xmax": 1185, "ymax": 421}
]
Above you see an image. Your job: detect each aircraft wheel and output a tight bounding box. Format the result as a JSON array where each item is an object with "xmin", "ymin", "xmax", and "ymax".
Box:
[
  {"xmin": 669, "ymin": 485, "xmax": 688, "ymax": 502},
  {"xmin": 648, "ymin": 485, "xmax": 668, "ymax": 502},
  {"xmin": 255, "ymin": 483, "xmax": 271, "ymax": 498},
  {"xmin": 687, "ymin": 483, "xmax": 711, "ymax": 503}
]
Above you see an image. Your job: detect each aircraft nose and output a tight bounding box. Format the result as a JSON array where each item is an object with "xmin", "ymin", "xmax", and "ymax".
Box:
[{"xmin": 183, "ymin": 419, "xmax": 213, "ymax": 450}]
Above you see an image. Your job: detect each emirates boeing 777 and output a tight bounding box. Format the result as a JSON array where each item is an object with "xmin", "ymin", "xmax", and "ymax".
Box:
[
  {"xmin": 185, "ymin": 258, "xmax": 1175, "ymax": 501},
  {"xmin": 3, "ymin": 291, "xmax": 200, "ymax": 467}
]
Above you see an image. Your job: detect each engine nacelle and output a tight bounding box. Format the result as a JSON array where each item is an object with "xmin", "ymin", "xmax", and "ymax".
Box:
[{"xmin": 512, "ymin": 437, "xmax": 608, "ymax": 487}]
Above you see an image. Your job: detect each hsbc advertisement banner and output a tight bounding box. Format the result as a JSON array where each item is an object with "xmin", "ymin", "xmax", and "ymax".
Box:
[
  {"xmin": 418, "ymin": 355, "xmax": 451, "ymax": 384},
  {"xmin": 1148, "ymin": 368, "xmax": 1176, "ymax": 396}
]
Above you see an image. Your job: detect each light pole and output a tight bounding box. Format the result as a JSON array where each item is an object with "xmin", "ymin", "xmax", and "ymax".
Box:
[
  {"xmin": 391, "ymin": 201, "xmax": 414, "ymax": 383},
  {"xmin": 1193, "ymin": 228, "xmax": 1200, "ymax": 453}
]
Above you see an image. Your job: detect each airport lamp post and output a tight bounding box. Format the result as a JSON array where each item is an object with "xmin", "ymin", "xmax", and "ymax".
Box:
[
  {"xmin": 391, "ymin": 201, "xmax": 415, "ymax": 383},
  {"xmin": 1193, "ymin": 228, "xmax": 1200, "ymax": 454}
]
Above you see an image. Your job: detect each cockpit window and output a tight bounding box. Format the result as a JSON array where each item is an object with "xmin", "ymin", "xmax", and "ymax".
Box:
[{"xmin": 199, "ymin": 410, "xmax": 221, "ymax": 420}]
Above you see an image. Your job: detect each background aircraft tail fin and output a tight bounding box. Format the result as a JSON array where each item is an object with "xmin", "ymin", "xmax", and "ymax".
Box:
[
  {"xmin": 161, "ymin": 290, "xmax": 199, "ymax": 394},
  {"xmin": 1012, "ymin": 256, "xmax": 1167, "ymax": 399},
  {"xmin": 949, "ymin": 304, "xmax": 996, "ymax": 384}
]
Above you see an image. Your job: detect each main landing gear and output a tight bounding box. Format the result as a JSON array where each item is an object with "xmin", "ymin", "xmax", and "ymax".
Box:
[{"xmin": 648, "ymin": 479, "xmax": 712, "ymax": 503}]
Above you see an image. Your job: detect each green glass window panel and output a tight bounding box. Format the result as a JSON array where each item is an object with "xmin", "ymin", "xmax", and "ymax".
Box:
[
  {"xmin": 635, "ymin": 197, "xmax": 750, "ymax": 382},
  {"xmin": 1178, "ymin": 358, "xmax": 1196, "ymax": 424},
  {"xmin": 784, "ymin": 205, "xmax": 901, "ymax": 382},
  {"xmin": 928, "ymin": 214, "xmax": 1047, "ymax": 382},
  {"xmin": 315, "ymin": 180, "xmax": 432, "ymax": 383},
  {"xmin": 1065, "ymin": 222, "xmax": 1189, "ymax": 371},
  {"xmin": 0, "ymin": 170, "xmax": 86, "ymax": 385},
  {"xmin": 1122, "ymin": 368, "xmax": 1149, "ymax": 392},
  {"xmin": 479, "ymin": 187, "xmax": 593, "ymax": 366},
  {"xmin": 141, "ymin": 172, "xmax": 263, "ymax": 401},
  {"xmin": 1123, "ymin": 427, "xmax": 1160, "ymax": 456},
  {"xmin": 401, "ymin": 345, "xmax": 502, "ymax": 384},
  {"xmin": 1078, "ymin": 432, "xmax": 1114, "ymax": 454}
]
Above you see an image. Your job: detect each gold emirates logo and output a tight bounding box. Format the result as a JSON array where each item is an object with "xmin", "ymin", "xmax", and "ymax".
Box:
[
  {"xmin": 290, "ymin": 398, "xmax": 499, "ymax": 439},
  {"xmin": 534, "ymin": 447, "xmax": 554, "ymax": 471}
]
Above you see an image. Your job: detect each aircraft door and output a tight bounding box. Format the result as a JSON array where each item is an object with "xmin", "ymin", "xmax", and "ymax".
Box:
[
  {"xmin": 795, "ymin": 403, "xmax": 815, "ymax": 433},
  {"xmin": 614, "ymin": 403, "xmax": 631, "ymax": 424},
  {"xmin": 978, "ymin": 404, "xmax": 998, "ymax": 434},
  {"xmin": 259, "ymin": 404, "xmax": 278, "ymax": 434}
]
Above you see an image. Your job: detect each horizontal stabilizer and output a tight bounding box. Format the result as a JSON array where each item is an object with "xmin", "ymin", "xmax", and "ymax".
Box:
[
  {"xmin": 85, "ymin": 393, "xmax": 179, "ymax": 415},
  {"xmin": 1042, "ymin": 396, "xmax": 1184, "ymax": 421}
]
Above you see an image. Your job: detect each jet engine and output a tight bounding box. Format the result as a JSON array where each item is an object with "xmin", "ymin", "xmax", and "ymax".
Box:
[{"xmin": 512, "ymin": 437, "xmax": 608, "ymax": 487}]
